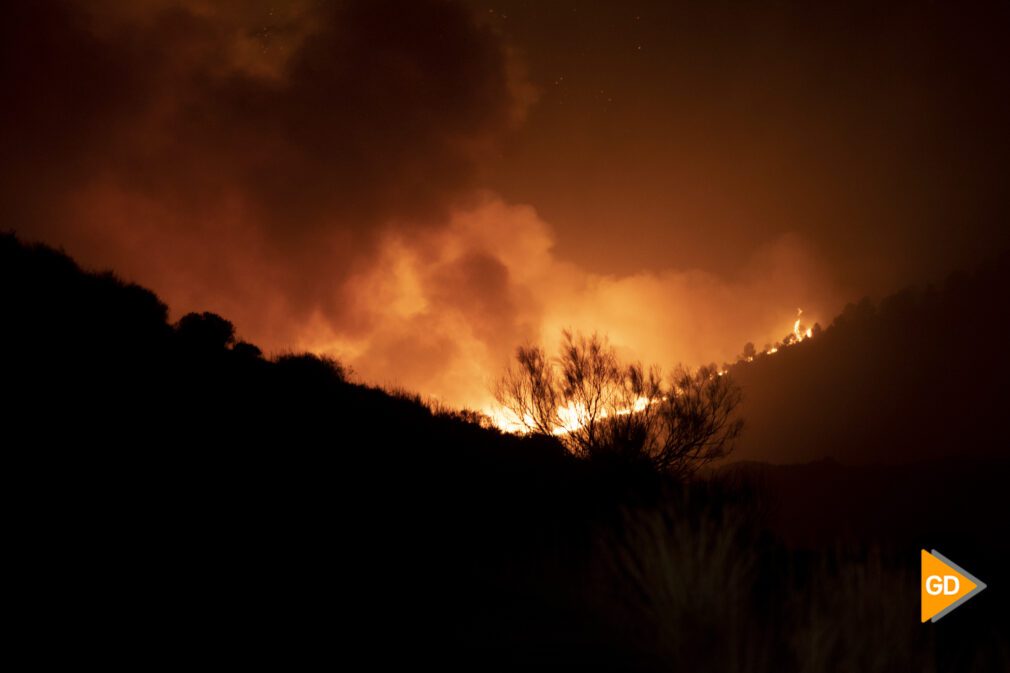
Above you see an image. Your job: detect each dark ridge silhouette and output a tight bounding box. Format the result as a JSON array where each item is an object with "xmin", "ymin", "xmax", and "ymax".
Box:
[
  {"xmin": 728, "ymin": 250, "xmax": 1010, "ymax": 465},
  {"xmin": 4, "ymin": 233, "xmax": 1008, "ymax": 671}
]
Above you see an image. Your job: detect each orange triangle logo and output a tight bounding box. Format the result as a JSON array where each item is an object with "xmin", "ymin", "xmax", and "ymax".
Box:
[{"xmin": 921, "ymin": 549, "xmax": 987, "ymax": 622}]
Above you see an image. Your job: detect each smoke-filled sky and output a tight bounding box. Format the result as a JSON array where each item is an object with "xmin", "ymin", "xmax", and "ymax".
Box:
[{"xmin": 4, "ymin": 1, "xmax": 1009, "ymax": 410}]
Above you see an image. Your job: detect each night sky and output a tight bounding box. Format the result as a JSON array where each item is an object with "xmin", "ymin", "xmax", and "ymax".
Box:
[{"xmin": 4, "ymin": 0, "xmax": 1009, "ymax": 410}]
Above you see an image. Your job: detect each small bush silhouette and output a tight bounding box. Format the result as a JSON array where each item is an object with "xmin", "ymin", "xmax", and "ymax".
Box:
[
  {"xmin": 275, "ymin": 352, "xmax": 348, "ymax": 384},
  {"xmin": 232, "ymin": 341, "xmax": 263, "ymax": 359},
  {"xmin": 175, "ymin": 311, "xmax": 236, "ymax": 351},
  {"xmin": 494, "ymin": 330, "xmax": 743, "ymax": 475}
]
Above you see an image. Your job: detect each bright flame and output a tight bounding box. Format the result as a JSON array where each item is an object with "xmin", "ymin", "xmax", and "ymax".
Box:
[
  {"xmin": 485, "ymin": 406, "xmax": 536, "ymax": 434},
  {"xmin": 793, "ymin": 309, "xmax": 814, "ymax": 342},
  {"xmin": 750, "ymin": 308, "xmax": 816, "ymax": 362},
  {"xmin": 484, "ymin": 395, "xmax": 659, "ymax": 436},
  {"xmin": 487, "ymin": 309, "xmax": 818, "ymax": 435},
  {"xmin": 555, "ymin": 401, "xmax": 588, "ymax": 435}
]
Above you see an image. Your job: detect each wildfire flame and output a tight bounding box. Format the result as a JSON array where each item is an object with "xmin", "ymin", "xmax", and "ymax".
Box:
[
  {"xmin": 738, "ymin": 308, "xmax": 815, "ymax": 364},
  {"xmin": 488, "ymin": 396, "xmax": 657, "ymax": 436},
  {"xmin": 488, "ymin": 309, "xmax": 817, "ymax": 434},
  {"xmin": 794, "ymin": 308, "xmax": 814, "ymax": 342}
]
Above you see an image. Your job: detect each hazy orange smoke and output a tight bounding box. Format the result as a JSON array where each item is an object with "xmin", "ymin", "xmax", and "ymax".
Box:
[
  {"xmin": 2, "ymin": 1, "xmax": 849, "ymax": 415},
  {"xmin": 293, "ymin": 194, "xmax": 839, "ymax": 413}
]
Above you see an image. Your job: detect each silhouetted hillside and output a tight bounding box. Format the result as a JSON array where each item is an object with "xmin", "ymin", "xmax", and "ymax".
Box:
[
  {"xmin": 1, "ymin": 232, "xmax": 597, "ymax": 665},
  {"xmin": 4, "ymin": 233, "xmax": 1008, "ymax": 671},
  {"xmin": 729, "ymin": 252, "xmax": 1010, "ymax": 464}
]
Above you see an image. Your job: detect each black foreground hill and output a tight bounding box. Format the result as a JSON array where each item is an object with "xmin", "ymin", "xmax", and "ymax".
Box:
[
  {"xmin": 4, "ymin": 233, "xmax": 1009, "ymax": 671},
  {"xmin": 1, "ymin": 232, "xmax": 598, "ymax": 665}
]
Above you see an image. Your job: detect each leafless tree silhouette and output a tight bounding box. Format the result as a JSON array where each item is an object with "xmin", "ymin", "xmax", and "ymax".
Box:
[{"xmin": 494, "ymin": 330, "xmax": 743, "ymax": 475}]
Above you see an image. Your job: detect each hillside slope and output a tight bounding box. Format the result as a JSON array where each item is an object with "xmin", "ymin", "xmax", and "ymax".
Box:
[
  {"xmin": 729, "ymin": 252, "xmax": 1010, "ymax": 464},
  {"xmin": 1, "ymin": 232, "xmax": 605, "ymax": 665},
  {"xmin": 4, "ymin": 233, "xmax": 1008, "ymax": 670}
]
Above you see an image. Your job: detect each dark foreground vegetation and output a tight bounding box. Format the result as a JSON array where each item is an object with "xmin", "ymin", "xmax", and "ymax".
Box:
[{"xmin": 3, "ymin": 233, "xmax": 1008, "ymax": 671}]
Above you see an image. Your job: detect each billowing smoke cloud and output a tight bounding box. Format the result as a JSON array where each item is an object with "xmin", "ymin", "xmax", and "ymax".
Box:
[
  {"xmin": 318, "ymin": 195, "xmax": 840, "ymax": 410},
  {"xmin": 3, "ymin": 0, "xmax": 528, "ymax": 340},
  {"xmin": 2, "ymin": 1, "xmax": 844, "ymax": 412}
]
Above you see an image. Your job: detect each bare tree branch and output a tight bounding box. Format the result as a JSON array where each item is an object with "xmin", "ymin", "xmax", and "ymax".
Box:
[{"xmin": 492, "ymin": 331, "xmax": 744, "ymax": 476}]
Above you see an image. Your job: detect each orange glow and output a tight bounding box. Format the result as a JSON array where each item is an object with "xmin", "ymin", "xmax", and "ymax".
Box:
[{"xmin": 488, "ymin": 310, "xmax": 818, "ymax": 435}]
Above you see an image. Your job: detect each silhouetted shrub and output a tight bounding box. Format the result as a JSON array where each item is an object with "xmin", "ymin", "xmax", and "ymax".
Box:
[
  {"xmin": 494, "ymin": 330, "xmax": 743, "ymax": 475},
  {"xmin": 232, "ymin": 341, "xmax": 263, "ymax": 359},
  {"xmin": 274, "ymin": 352, "xmax": 347, "ymax": 384},
  {"xmin": 175, "ymin": 311, "xmax": 236, "ymax": 351}
]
